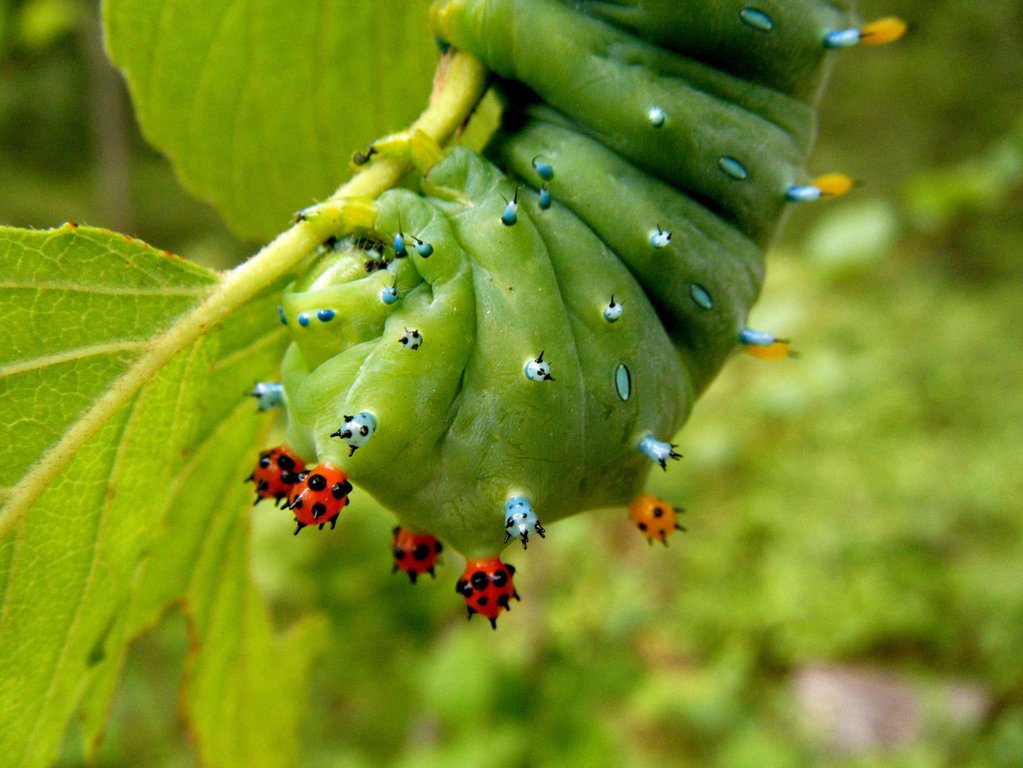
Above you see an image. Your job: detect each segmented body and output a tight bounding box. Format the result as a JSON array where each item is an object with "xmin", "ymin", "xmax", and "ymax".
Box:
[{"xmin": 257, "ymin": 0, "xmax": 900, "ymax": 611}]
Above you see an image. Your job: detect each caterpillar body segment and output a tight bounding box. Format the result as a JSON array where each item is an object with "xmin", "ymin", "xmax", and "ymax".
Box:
[
  {"xmin": 564, "ymin": 0, "xmax": 855, "ymax": 100},
  {"xmin": 515, "ymin": 175, "xmax": 689, "ymax": 503},
  {"xmin": 280, "ymin": 251, "xmax": 421, "ymax": 370},
  {"xmin": 488, "ymin": 113, "xmax": 763, "ymax": 395},
  {"xmin": 431, "ymin": 0, "xmax": 817, "ymax": 244},
  {"xmin": 411, "ymin": 150, "xmax": 588, "ymax": 552},
  {"xmin": 279, "ymin": 148, "xmax": 688, "ymax": 556}
]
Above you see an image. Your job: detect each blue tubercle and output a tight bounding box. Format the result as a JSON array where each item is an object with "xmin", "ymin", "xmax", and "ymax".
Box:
[
  {"xmin": 248, "ymin": 382, "xmax": 285, "ymax": 412},
  {"xmin": 412, "ymin": 237, "xmax": 433, "ymax": 258},
  {"xmin": 317, "ymin": 309, "xmax": 336, "ymax": 323},
  {"xmin": 638, "ymin": 435, "xmax": 682, "ymax": 470},
  {"xmin": 330, "ymin": 411, "xmax": 377, "ymax": 456},
  {"xmin": 381, "ymin": 284, "xmax": 399, "ymax": 305},
  {"xmin": 539, "ymin": 183, "xmax": 551, "ymax": 211},
  {"xmin": 504, "ymin": 496, "xmax": 546, "ymax": 549},
  {"xmin": 650, "ymin": 226, "xmax": 672, "ymax": 248},
  {"xmin": 277, "ymin": 305, "xmax": 287, "ymax": 325},
  {"xmin": 603, "ymin": 295, "xmax": 623, "ymax": 323},
  {"xmin": 298, "ymin": 312, "xmax": 311, "ymax": 327},
  {"xmin": 739, "ymin": 327, "xmax": 776, "ymax": 346},
  {"xmin": 531, "ymin": 156, "xmax": 554, "ymax": 181},
  {"xmin": 785, "ymin": 184, "xmax": 824, "ymax": 203},
  {"xmin": 824, "ymin": 28, "xmax": 862, "ymax": 48},
  {"xmin": 501, "ymin": 188, "xmax": 520, "ymax": 226},
  {"xmin": 524, "ymin": 351, "xmax": 555, "ymax": 382}
]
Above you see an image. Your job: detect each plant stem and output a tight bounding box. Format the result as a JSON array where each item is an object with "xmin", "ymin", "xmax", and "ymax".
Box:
[{"xmin": 0, "ymin": 51, "xmax": 489, "ymax": 536}]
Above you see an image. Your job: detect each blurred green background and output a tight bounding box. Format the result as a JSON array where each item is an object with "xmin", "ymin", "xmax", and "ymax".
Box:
[{"xmin": 3, "ymin": 0, "xmax": 1022, "ymax": 765}]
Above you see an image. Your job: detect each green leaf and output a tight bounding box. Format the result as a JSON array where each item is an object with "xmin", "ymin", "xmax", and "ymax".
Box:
[
  {"xmin": 0, "ymin": 225, "xmax": 215, "ymax": 492},
  {"xmin": 0, "ymin": 226, "xmax": 319, "ymax": 766},
  {"xmin": 181, "ymin": 486, "xmax": 327, "ymax": 768},
  {"xmin": 103, "ymin": 0, "xmax": 439, "ymax": 241}
]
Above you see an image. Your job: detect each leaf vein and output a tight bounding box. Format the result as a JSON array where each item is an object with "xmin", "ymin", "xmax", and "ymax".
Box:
[
  {"xmin": 19, "ymin": 389, "xmax": 142, "ymax": 765},
  {"xmin": 0, "ymin": 281, "xmax": 212, "ymax": 297},
  {"xmin": 0, "ymin": 341, "xmax": 148, "ymax": 378}
]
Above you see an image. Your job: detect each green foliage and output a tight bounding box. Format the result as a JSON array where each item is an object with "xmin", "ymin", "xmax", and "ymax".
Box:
[
  {"xmin": 103, "ymin": 0, "xmax": 437, "ymax": 241},
  {"xmin": 0, "ymin": 227, "xmax": 318, "ymax": 766},
  {"xmin": 0, "ymin": 226, "xmax": 212, "ymax": 486}
]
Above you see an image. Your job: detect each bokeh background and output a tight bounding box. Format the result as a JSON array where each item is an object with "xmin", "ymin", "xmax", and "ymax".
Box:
[{"xmin": 2, "ymin": 0, "xmax": 1022, "ymax": 765}]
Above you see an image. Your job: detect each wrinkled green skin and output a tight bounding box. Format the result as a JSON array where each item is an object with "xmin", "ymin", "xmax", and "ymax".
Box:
[
  {"xmin": 561, "ymin": 0, "xmax": 853, "ymax": 100},
  {"xmin": 280, "ymin": 0, "xmax": 853, "ymax": 557},
  {"xmin": 283, "ymin": 152, "xmax": 685, "ymax": 556}
]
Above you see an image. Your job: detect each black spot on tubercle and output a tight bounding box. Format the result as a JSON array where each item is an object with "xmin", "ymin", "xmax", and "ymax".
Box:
[{"xmin": 470, "ymin": 572, "xmax": 489, "ymax": 590}]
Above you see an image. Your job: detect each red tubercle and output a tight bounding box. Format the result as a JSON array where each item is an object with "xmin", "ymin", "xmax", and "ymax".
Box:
[
  {"xmin": 391, "ymin": 527, "xmax": 443, "ymax": 583},
  {"xmin": 455, "ymin": 556, "xmax": 520, "ymax": 629},
  {"xmin": 287, "ymin": 462, "xmax": 352, "ymax": 535},
  {"xmin": 246, "ymin": 445, "xmax": 306, "ymax": 506}
]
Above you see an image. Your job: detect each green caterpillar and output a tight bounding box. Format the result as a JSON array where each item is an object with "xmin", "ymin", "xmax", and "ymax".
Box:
[{"xmin": 249, "ymin": 0, "xmax": 903, "ymax": 626}]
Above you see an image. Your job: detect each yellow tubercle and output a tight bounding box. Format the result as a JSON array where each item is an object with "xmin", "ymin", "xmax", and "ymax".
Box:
[
  {"xmin": 859, "ymin": 17, "xmax": 909, "ymax": 46},
  {"xmin": 742, "ymin": 340, "xmax": 793, "ymax": 361},
  {"xmin": 628, "ymin": 492, "xmax": 685, "ymax": 545},
  {"xmin": 811, "ymin": 173, "xmax": 855, "ymax": 198}
]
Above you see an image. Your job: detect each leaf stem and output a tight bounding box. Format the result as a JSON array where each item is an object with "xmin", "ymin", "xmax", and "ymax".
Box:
[{"xmin": 0, "ymin": 50, "xmax": 489, "ymax": 537}]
